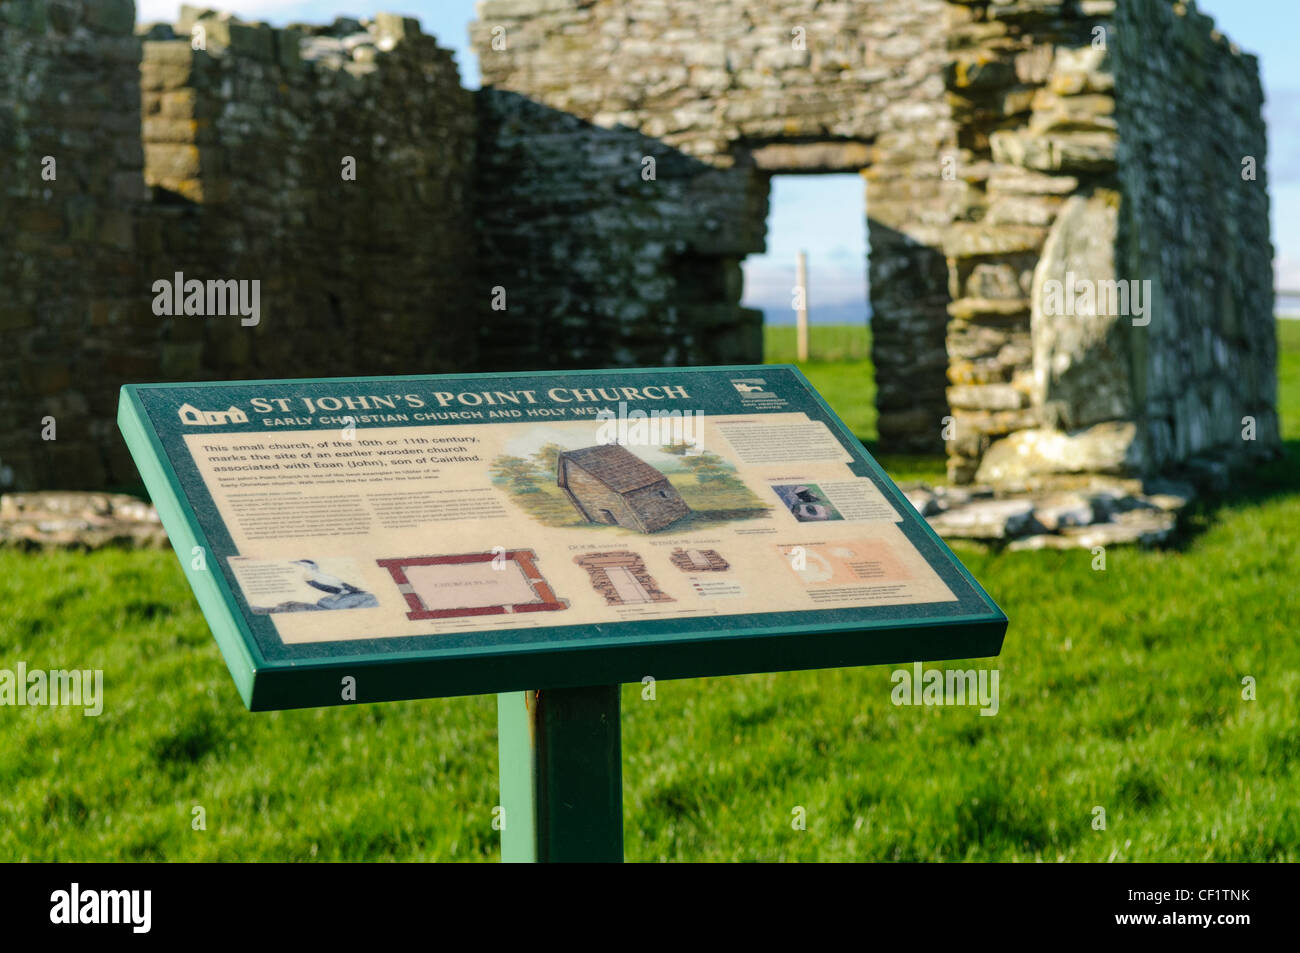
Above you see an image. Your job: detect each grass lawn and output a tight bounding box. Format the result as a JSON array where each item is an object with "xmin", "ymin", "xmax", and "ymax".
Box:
[{"xmin": 0, "ymin": 325, "xmax": 1296, "ymax": 861}]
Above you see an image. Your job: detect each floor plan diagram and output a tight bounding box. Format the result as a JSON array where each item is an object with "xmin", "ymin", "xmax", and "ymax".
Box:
[
  {"xmin": 377, "ymin": 550, "xmax": 569, "ymax": 621},
  {"xmin": 574, "ymin": 551, "xmax": 675, "ymax": 606},
  {"xmin": 669, "ymin": 548, "xmax": 730, "ymax": 572}
]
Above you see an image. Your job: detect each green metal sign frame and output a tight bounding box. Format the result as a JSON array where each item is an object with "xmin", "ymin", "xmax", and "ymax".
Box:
[{"xmin": 118, "ymin": 365, "xmax": 1006, "ymax": 862}]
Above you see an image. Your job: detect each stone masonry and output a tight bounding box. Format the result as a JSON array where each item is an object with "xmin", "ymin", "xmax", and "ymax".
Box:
[
  {"xmin": 473, "ymin": 0, "xmax": 958, "ymax": 451},
  {"xmin": 940, "ymin": 0, "xmax": 1279, "ymax": 487},
  {"xmin": 136, "ymin": 9, "xmax": 477, "ymax": 405},
  {"xmin": 0, "ymin": 0, "xmax": 145, "ymax": 489},
  {"xmin": 471, "ymin": 0, "xmax": 1280, "ymax": 483},
  {"xmin": 2, "ymin": 3, "xmax": 475, "ymax": 488},
  {"xmin": 0, "ymin": 0, "xmax": 1281, "ymax": 496}
]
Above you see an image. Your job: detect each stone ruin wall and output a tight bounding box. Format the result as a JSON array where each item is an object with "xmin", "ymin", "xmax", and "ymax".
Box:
[
  {"xmin": 940, "ymin": 0, "xmax": 1120, "ymax": 484},
  {"xmin": 0, "ymin": 1, "xmax": 145, "ymax": 489},
  {"xmin": 0, "ymin": 0, "xmax": 1280, "ymax": 494},
  {"xmin": 472, "ymin": 87, "xmax": 769, "ymax": 371},
  {"xmin": 1, "ymin": 3, "xmax": 477, "ymax": 489},
  {"xmin": 137, "ymin": 10, "xmax": 477, "ymax": 393},
  {"xmin": 1111, "ymin": 0, "xmax": 1278, "ymax": 481},
  {"xmin": 472, "ymin": 0, "xmax": 958, "ymax": 453},
  {"xmin": 944, "ymin": 0, "xmax": 1279, "ymax": 487},
  {"xmin": 472, "ymin": 0, "xmax": 1279, "ymax": 481}
]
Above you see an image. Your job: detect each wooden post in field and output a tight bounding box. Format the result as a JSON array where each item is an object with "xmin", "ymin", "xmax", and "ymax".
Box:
[{"xmin": 796, "ymin": 250, "xmax": 809, "ymax": 362}]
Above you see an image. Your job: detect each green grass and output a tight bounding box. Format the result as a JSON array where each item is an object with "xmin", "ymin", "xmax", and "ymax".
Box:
[
  {"xmin": 764, "ymin": 324, "xmax": 873, "ymax": 364},
  {"xmin": 1, "ymin": 323, "xmax": 1297, "ymax": 861}
]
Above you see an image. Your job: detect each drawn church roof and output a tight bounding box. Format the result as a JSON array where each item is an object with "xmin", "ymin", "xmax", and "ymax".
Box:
[{"xmin": 558, "ymin": 445, "xmax": 670, "ymax": 495}]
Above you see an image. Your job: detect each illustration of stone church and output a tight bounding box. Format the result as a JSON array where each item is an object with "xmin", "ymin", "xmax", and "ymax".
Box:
[{"xmin": 556, "ymin": 445, "xmax": 690, "ymax": 533}]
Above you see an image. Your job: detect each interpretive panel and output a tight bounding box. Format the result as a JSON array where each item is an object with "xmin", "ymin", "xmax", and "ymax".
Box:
[{"xmin": 119, "ymin": 366, "xmax": 1006, "ymax": 709}]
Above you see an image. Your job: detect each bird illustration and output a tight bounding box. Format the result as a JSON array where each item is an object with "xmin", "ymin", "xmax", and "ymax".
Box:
[{"xmin": 291, "ymin": 559, "xmax": 360, "ymax": 596}]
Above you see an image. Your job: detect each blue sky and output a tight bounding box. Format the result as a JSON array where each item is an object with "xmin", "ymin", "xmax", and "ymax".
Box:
[{"xmin": 137, "ymin": 0, "xmax": 1299, "ymax": 320}]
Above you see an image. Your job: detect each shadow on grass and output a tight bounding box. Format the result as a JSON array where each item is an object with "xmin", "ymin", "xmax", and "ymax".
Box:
[{"xmin": 1172, "ymin": 439, "xmax": 1300, "ymax": 545}]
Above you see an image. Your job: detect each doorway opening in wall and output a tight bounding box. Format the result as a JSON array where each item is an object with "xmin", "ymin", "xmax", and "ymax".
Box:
[{"xmin": 741, "ymin": 173, "xmax": 874, "ymax": 442}]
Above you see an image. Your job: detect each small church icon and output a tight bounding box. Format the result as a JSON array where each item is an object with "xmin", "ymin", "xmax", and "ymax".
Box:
[{"xmin": 177, "ymin": 403, "xmax": 248, "ymax": 426}]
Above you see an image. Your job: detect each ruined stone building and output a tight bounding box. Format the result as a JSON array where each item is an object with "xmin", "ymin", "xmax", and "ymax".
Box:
[{"xmin": 0, "ymin": 0, "xmax": 1280, "ymax": 493}]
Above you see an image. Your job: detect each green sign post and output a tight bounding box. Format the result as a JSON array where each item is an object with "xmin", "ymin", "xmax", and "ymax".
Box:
[
  {"xmin": 498, "ymin": 687, "xmax": 623, "ymax": 862},
  {"xmin": 119, "ymin": 365, "xmax": 1006, "ymax": 862}
]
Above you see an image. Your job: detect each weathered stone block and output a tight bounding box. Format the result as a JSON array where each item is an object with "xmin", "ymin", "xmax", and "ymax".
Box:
[
  {"xmin": 944, "ymin": 224, "xmax": 1046, "ymax": 259},
  {"xmin": 948, "ymin": 297, "xmax": 1031, "ymax": 323},
  {"xmin": 1030, "ymin": 190, "xmax": 1135, "ymax": 431},
  {"xmin": 975, "ymin": 421, "xmax": 1142, "ymax": 485},
  {"xmin": 947, "ymin": 384, "xmax": 1027, "ymax": 412},
  {"xmin": 928, "ymin": 499, "xmax": 1040, "ymax": 540},
  {"xmin": 987, "ymin": 166, "xmax": 1078, "ymax": 195},
  {"xmin": 986, "ymin": 194, "xmax": 1061, "ymax": 227},
  {"xmin": 85, "ymin": 0, "xmax": 136, "ymax": 35},
  {"xmin": 144, "ymin": 143, "xmax": 202, "ymax": 181},
  {"xmin": 990, "ymin": 130, "xmax": 1116, "ymax": 173},
  {"xmin": 374, "ymin": 13, "xmax": 422, "ymax": 43}
]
